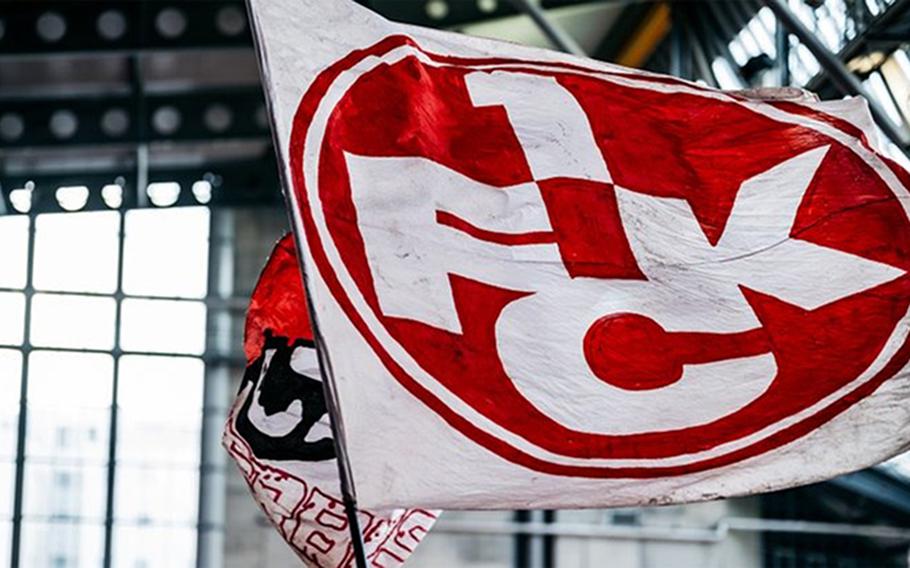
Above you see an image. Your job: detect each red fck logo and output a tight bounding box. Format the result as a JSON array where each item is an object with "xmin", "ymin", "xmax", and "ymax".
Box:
[{"xmin": 290, "ymin": 36, "xmax": 910, "ymax": 478}]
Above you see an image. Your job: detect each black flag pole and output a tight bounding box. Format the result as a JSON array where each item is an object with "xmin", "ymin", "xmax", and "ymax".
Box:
[
  {"xmin": 244, "ymin": 2, "xmax": 370, "ymax": 566},
  {"xmin": 305, "ymin": 316, "xmax": 372, "ymax": 568}
]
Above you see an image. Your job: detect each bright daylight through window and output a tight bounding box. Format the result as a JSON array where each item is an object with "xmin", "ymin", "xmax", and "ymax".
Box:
[{"xmin": 0, "ymin": 206, "xmax": 209, "ymax": 568}]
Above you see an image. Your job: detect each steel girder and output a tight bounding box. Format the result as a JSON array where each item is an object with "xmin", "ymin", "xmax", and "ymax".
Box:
[
  {"xmin": 0, "ymin": 0, "xmax": 617, "ymax": 212},
  {"xmin": 0, "ymin": 1, "xmax": 252, "ymax": 55},
  {"xmin": 0, "ymin": 87, "xmax": 268, "ymax": 148},
  {"xmin": 806, "ymin": 0, "xmax": 910, "ymax": 97},
  {"xmin": 0, "ymin": 0, "xmax": 608, "ymax": 57},
  {"xmin": 0, "ymin": 154, "xmax": 281, "ymax": 216}
]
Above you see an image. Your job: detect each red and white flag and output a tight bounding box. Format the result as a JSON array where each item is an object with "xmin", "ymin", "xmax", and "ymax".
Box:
[
  {"xmin": 222, "ymin": 235, "xmax": 437, "ymax": 566},
  {"xmin": 248, "ymin": 0, "xmax": 910, "ymax": 510}
]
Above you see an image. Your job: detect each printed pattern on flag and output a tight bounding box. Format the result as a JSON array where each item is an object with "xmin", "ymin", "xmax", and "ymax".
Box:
[
  {"xmin": 247, "ymin": 0, "xmax": 910, "ymax": 509},
  {"xmin": 222, "ymin": 234, "xmax": 438, "ymax": 567},
  {"xmin": 286, "ymin": 35, "xmax": 910, "ymax": 477}
]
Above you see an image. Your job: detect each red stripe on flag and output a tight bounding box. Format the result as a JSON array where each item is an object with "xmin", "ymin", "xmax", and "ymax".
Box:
[{"xmin": 435, "ymin": 210, "xmax": 557, "ymax": 246}]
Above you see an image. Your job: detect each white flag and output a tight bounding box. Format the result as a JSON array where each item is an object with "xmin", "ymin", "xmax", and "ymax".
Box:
[{"xmin": 248, "ymin": 0, "xmax": 910, "ymax": 510}]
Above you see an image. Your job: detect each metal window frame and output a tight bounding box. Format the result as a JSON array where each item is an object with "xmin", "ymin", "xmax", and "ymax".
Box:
[{"xmin": 3, "ymin": 204, "xmax": 213, "ymax": 568}]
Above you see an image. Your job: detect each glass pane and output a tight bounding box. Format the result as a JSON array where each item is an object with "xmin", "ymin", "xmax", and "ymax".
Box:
[
  {"xmin": 0, "ymin": 522, "xmax": 9, "ymax": 568},
  {"xmin": 31, "ymin": 294, "xmax": 116, "ymax": 350},
  {"xmin": 114, "ymin": 466, "xmax": 199, "ymax": 525},
  {"xmin": 0, "ymin": 293, "xmax": 25, "ymax": 346},
  {"xmin": 112, "ymin": 525, "xmax": 196, "ymax": 568},
  {"xmin": 21, "ymin": 521, "xmax": 104, "ymax": 568},
  {"xmin": 123, "ymin": 207, "xmax": 210, "ymax": 299},
  {"xmin": 26, "ymin": 351, "xmax": 112, "ymax": 463},
  {"xmin": 0, "ymin": 352, "xmax": 18, "ymax": 540},
  {"xmin": 22, "ymin": 463, "xmax": 107, "ymax": 522},
  {"xmin": 120, "ymin": 299, "xmax": 206, "ymax": 355},
  {"xmin": 0, "ymin": 463, "xmax": 13, "ymax": 519},
  {"xmin": 117, "ymin": 356, "xmax": 203, "ymax": 467},
  {"xmin": 33, "ymin": 211, "xmax": 120, "ymax": 294},
  {"xmin": 0, "ymin": 349, "xmax": 22, "ymax": 460},
  {"xmin": 0, "ymin": 216, "xmax": 29, "ymax": 289}
]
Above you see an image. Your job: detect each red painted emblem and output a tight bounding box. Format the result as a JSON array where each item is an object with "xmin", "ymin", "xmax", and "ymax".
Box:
[{"xmin": 289, "ymin": 35, "xmax": 910, "ymax": 477}]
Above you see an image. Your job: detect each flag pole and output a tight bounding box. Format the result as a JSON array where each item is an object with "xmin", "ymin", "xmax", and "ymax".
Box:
[
  {"xmin": 244, "ymin": 2, "xmax": 370, "ymax": 567},
  {"xmin": 305, "ymin": 305, "xmax": 372, "ymax": 568}
]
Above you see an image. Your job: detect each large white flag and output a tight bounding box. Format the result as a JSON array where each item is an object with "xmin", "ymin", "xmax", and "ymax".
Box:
[{"xmin": 248, "ymin": 0, "xmax": 910, "ymax": 510}]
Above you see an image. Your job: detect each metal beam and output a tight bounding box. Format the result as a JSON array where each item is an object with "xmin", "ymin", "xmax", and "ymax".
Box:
[
  {"xmin": 0, "ymin": 156, "xmax": 281, "ymax": 216},
  {"xmin": 613, "ymin": 3, "xmax": 671, "ymax": 69},
  {"xmin": 101, "ymin": 193, "xmax": 128, "ymax": 568},
  {"xmin": 8, "ymin": 219, "xmax": 35, "ymax": 568},
  {"xmin": 690, "ymin": 5, "xmax": 748, "ymax": 88},
  {"xmin": 668, "ymin": 6, "xmax": 690, "ymax": 80},
  {"xmin": 0, "ymin": 88, "xmax": 268, "ymax": 149},
  {"xmin": 806, "ymin": 0, "xmax": 910, "ymax": 94},
  {"xmin": 196, "ymin": 210, "xmax": 234, "ymax": 568},
  {"xmin": 592, "ymin": 3, "xmax": 652, "ymax": 62},
  {"xmin": 763, "ymin": 0, "xmax": 909, "ymax": 152},
  {"xmin": 0, "ymin": 1, "xmax": 252, "ymax": 57},
  {"xmin": 776, "ymin": 15, "xmax": 791, "ymax": 86},
  {"xmin": 506, "ymin": 0, "xmax": 586, "ymax": 56},
  {"xmin": 686, "ymin": 20, "xmax": 719, "ymax": 87},
  {"xmin": 378, "ymin": 0, "xmax": 608, "ymax": 30},
  {"xmin": 0, "ymin": 0, "xmax": 606, "ymax": 57},
  {"xmin": 829, "ymin": 469, "xmax": 910, "ymax": 519}
]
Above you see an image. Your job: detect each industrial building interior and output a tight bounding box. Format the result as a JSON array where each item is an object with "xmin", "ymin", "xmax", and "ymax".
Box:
[{"xmin": 1, "ymin": 0, "xmax": 910, "ymax": 567}]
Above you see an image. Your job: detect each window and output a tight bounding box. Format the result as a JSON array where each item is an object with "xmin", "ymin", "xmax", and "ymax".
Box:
[
  {"xmin": 119, "ymin": 300, "xmax": 206, "ymax": 355},
  {"xmin": 0, "ymin": 217, "xmax": 27, "ymax": 568},
  {"xmin": 0, "ymin": 216, "xmax": 29, "ymax": 289},
  {"xmin": 0, "ymin": 349, "xmax": 21, "ymax": 568},
  {"xmin": 122, "ymin": 208, "xmax": 209, "ymax": 299},
  {"xmin": 2, "ymin": 205, "xmax": 210, "ymax": 568},
  {"xmin": 721, "ymin": 6, "xmax": 910, "ymax": 168},
  {"xmin": 30, "ymin": 294, "xmax": 116, "ymax": 350},
  {"xmin": 25, "ymin": 351, "xmax": 112, "ymax": 523},
  {"xmin": 32, "ymin": 211, "xmax": 119, "ymax": 294},
  {"xmin": 0, "ymin": 294, "xmax": 25, "ymax": 346},
  {"xmin": 114, "ymin": 355, "xmax": 203, "ymax": 564}
]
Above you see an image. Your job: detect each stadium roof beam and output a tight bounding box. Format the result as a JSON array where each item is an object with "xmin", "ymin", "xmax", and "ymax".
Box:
[
  {"xmin": 830, "ymin": 469, "xmax": 910, "ymax": 520},
  {"xmin": 0, "ymin": 0, "xmax": 607, "ymax": 57},
  {"xmin": 805, "ymin": 0, "xmax": 910, "ymax": 95},
  {"xmin": 0, "ymin": 155, "xmax": 281, "ymax": 216},
  {"xmin": 0, "ymin": 1, "xmax": 252, "ymax": 57},
  {"xmin": 506, "ymin": 0, "xmax": 587, "ymax": 55},
  {"xmin": 0, "ymin": 87, "xmax": 268, "ymax": 149},
  {"xmin": 763, "ymin": 0, "xmax": 910, "ymax": 153}
]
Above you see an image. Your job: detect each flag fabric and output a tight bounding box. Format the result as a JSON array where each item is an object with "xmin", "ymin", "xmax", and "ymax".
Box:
[
  {"xmin": 222, "ymin": 234, "xmax": 437, "ymax": 567},
  {"xmin": 247, "ymin": 0, "xmax": 910, "ymax": 510}
]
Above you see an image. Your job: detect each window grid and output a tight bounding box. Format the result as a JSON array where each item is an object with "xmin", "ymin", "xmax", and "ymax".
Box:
[{"xmin": 1, "ymin": 207, "xmax": 210, "ymax": 568}]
